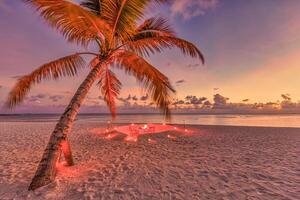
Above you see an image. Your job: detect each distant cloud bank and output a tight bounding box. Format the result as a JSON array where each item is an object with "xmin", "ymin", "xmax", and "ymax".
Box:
[{"xmin": 2, "ymin": 92, "xmax": 300, "ymax": 114}]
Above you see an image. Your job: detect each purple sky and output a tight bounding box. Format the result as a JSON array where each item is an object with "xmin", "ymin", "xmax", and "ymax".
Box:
[{"xmin": 1, "ymin": 0, "xmax": 300, "ymax": 113}]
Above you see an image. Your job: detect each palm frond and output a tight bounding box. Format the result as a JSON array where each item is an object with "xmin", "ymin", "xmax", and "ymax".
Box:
[
  {"xmin": 97, "ymin": 66, "xmax": 122, "ymax": 118},
  {"xmin": 113, "ymin": 50, "xmax": 175, "ymax": 117},
  {"xmin": 6, "ymin": 54, "xmax": 85, "ymax": 108},
  {"xmin": 80, "ymin": 0, "xmax": 166, "ymax": 17},
  {"xmin": 80, "ymin": 0, "xmax": 102, "ymax": 15},
  {"xmin": 124, "ymin": 36, "xmax": 205, "ymax": 63},
  {"xmin": 135, "ymin": 17, "xmax": 175, "ymax": 36},
  {"xmin": 102, "ymin": 0, "xmax": 158, "ymax": 43},
  {"xmin": 24, "ymin": 0, "xmax": 111, "ymax": 46}
]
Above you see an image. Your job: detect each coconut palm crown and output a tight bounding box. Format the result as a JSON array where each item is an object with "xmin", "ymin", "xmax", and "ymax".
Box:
[
  {"xmin": 7, "ymin": 0, "xmax": 204, "ymax": 117},
  {"xmin": 6, "ymin": 0, "xmax": 204, "ymax": 190}
]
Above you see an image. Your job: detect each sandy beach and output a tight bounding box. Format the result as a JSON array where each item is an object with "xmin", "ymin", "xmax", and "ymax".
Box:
[{"xmin": 0, "ymin": 121, "xmax": 299, "ymax": 200}]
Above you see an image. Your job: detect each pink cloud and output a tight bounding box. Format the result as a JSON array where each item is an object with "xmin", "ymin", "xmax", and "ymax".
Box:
[{"xmin": 170, "ymin": 0, "xmax": 219, "ymax": 20}]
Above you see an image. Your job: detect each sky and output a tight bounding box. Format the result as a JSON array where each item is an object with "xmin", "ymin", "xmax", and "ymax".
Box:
[{"xmin": 0, "ymin": 0, "xmax": 300, "ymax": 113}]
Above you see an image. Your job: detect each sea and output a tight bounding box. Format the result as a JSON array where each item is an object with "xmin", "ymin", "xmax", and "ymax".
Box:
[{"xmin": 1, "ymin": 114, "xmax": 300, "ymax": 128}]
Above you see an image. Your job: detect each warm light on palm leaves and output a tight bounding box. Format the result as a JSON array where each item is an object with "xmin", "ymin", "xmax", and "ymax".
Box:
[
  {"xmin": 7, "ymin": 54, "xmax": 85, "ymax": 108},
  {"xmin": 113, "ymin": 50, "xmax": 175, "ymax": 116},
  {"xmin": 97, "ymin": 66, "xmax": 122, "ymax": 118},
  {"xmin": 8, "ymin": 0, "xmax": 204, "ymax": 118},
  {"xmin": 24, "ymin": 0, "xmax": 111, "ymax": 46},
  {"xmin": 135, "ymin": 17, "xmax": 175, "ymax": 37}
]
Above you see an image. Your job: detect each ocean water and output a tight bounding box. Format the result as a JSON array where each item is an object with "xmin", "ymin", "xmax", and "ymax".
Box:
[{"xmin": 1, "ymin": 114, "xmax": 300, "ymax": 128}]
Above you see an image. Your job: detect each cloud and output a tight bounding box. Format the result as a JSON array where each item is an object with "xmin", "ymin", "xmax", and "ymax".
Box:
[
  {"xmin": 172, "ymin": 96, "xmax": 208, "ymax": 107},
  {"xmin": 132, "ymin": 95, "xmax": 138, "ymax": 101},
  {"xmin": 173, "ymin": 100, "xmax": 185, "ymax": 105},
  {"xmin": 4, "ymin": 91, "xmax": 300, "ymax": 114},
  {"xmin": 98, "ymin": 96, "xmax": 104, "ymax": 100},
  {"xmin": 64, "ymin": 91, "xmax": 73, "ymax": 95},
  {"xmin": 10, "ymin": 75, "xmax": 22, "ymax": 79},
  {"xmin": 170, "ymin": 0, "xmax": 219, "ymax": 20},
  {"xmin": 126, "ymin": 95, "xmax": 132, "ymax": 101},
  {"xmin": 140, "ymin": 94, "xmax": 149, "ymax": 101},
  {"xmin": 117, "ymin": 97, "xmax": 131, "ymax": 107},
  {"xmin": 203, "ymin": 100, "xmax": 212, "ymax": 107},
  {"xmin": 49, "ymin": 95, "xmax": 64, "ymax": 102},
  {"xmin": 242, "ymin": 99, "xmax": 250, "ymax": 102},
  {"xmin": 281, "ymin": 94, "xmax": 291, "ymax": 101},
  {"xmin": 280, "ymin": 94, "xmax": 295, "ymax": 109},
  {"xmin": 116, "ymin": 94, "xmax": 151, "ymax": 107},
  {"xmin": 175, "ymin": 79, "xmax": 186, "ymax": 86},
  {"xmin": 186, "ymin": 63, "xmax": 201, "ymax": 68},
  {"xmin": 29, "ymin": 94, "xmax": 47, "ymax": 99},
  {"xmin": 35, "ymin": 94, "xmax": 47, "ymax": 99},
  {"xmin": 213, "ymin": 93, "xmax": 229, "ymax": 109},
  {"xmin": 26, "ymin": 94, "xmax": 64, "ymax": 104},
  {"xmin": 185, "ymin": 95, "xmax": 207, "ymax": 105},
  {"xmin": 27, "ymin": 98, "xmax": 40, "ymax": 103},
  {"xmin": 0, "ymin": 85, "xmax": 3, "ymax": 89},
  {"xmin": 27, "ymin": 94, "xmax": 47, "ymax": 103},
  {"xmin": 117, "ymin": 97, "xmax": 126, "ymax": 102}
]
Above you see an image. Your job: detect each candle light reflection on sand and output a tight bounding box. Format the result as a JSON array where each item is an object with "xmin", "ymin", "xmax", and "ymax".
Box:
[{"xmin": 90, "ymin": 124, "xmax": 194, "ymax": 143}]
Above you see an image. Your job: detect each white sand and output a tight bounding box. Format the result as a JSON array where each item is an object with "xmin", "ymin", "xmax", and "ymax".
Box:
[{"xmin": 0, "ymin": 121, "xmax": 299, "ymax": 199}]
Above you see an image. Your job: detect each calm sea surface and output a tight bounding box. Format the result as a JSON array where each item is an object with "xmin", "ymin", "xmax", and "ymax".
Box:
[{"xmin": 1, "ymin": 114, "xmax": 300, "ymax": 128}]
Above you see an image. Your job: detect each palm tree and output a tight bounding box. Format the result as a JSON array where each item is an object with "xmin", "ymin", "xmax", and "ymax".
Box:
[{"xmin": 7, "ymin": 0, "xmax": 204, "ymax": 190}]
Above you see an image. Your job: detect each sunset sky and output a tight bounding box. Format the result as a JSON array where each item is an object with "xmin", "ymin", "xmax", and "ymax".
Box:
[{"xmin": 1, "ymin": 0, "xmax": 300, "ymax": 113}]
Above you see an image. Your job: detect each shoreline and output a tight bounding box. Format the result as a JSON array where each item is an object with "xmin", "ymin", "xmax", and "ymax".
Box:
[
  {"xmin": 1, "ymin": 120, "xmax": 300, "ymax": 130},
  {"xmin": 2, "ymin": 113, "xmax": 300, "ymax": 128}
]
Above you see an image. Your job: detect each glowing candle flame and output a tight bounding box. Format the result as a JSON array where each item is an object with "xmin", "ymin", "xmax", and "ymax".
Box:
[
  {"xmin": 142, "ymin": 124, "xmax": 148, "ymax": 129},
  {"xmin": 167, "ymin": 134, "xmax": 176, "ymax": 140},
  {"xmin": 148, "ymin": 138, "xmax": 156, "ymax": 144}
]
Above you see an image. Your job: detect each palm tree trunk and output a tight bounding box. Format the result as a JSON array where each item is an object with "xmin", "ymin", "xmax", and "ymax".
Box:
[{"xmin": 28, "ymin": 64, "xmax": 102, "ymax": 190}]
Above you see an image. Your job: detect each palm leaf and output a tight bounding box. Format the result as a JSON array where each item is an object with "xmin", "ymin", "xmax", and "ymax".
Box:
[
  {"xmin": 135, "ymin": 17, "xmax": 175, "ymax": 37},
  {"xmin": 113, "ymin": 50, "xmax": 175, "ymax": 117},
  {"xmin": 102, "ymin": 0, "xmax": 164, "ymax": 44},
  {"xmin": 24, "ymin": 0, "xmax": 111, "ymax": 46},
  {"xmin": 97, "ymin": 66, "xmax": 122, "ymax": 118},
  {"xmin": 80, "ymin": 0, "xmax": 167, "ymax": 17},
  {"xmin": 102, "ymin": 0, "xmax": 138, "ymax": 42},
  {"xmin": 81, "ymin": 0, "xmax": 102, "ymax": 15},
  {"xmin": 124, "ymin": 35, "xmax": 204, "ymax": 63},
  {"xmin": 6, "ymin": 54, "xmax": 85, "ymax": 108}
]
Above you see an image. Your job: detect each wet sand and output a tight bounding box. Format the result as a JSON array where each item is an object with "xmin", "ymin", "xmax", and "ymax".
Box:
[{"xmin": 0, "ymin": 121, "xmax": 299, "ymax": 199}]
